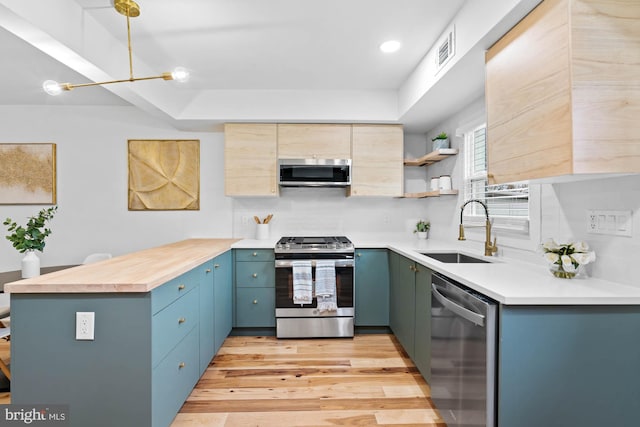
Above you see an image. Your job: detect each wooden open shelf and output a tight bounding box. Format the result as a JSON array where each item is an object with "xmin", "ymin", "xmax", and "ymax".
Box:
[
  {"xmin": 402, "ymin": 189, "xmax": 459, "ymax": 198},
  {"xmin": 404, "ymin": 148, "xmax": 459, "ymax": 166}
]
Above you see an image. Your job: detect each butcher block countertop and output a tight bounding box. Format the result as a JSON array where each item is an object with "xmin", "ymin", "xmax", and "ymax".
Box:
[{"xmin": 4, "ymin": 238, "xmax": 239, "ymax": 294}]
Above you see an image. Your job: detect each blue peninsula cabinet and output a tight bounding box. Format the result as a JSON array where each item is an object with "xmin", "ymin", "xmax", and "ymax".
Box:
[{"xmin": 6, "ymin": 239, "xmax": 236, "ymax": 427}]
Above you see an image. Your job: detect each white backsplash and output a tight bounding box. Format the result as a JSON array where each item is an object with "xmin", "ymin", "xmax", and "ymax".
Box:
[{"xmin": 232, "ymin": 189, "xmax": 427, "ymax": 239}]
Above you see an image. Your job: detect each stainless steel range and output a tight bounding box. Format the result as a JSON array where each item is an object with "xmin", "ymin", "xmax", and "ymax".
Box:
[{"xmin": 274, "ymin": 236, "xmax": 354, "ymax": 338}]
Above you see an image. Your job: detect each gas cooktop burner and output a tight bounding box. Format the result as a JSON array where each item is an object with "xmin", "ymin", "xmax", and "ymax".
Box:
[{"xmin": 275, "ymin": 236, "xmax": 354, "ymax": 253}]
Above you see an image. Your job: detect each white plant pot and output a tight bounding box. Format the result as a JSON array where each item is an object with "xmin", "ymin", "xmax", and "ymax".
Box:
[
  {"xmin": 21, "ymin": 250, "xmax": 41, "ymax": 278},
  {"xmin": 432, "ymin": 138, "xmax": 450, "ymax": 151},
  {"xmin": 416, "ymin": 231, "xmax": 428, "ymax": 240}
]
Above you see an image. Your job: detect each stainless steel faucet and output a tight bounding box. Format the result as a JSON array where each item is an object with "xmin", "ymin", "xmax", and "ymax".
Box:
[{"xmin": 458, "ymin": 199, "xmax": 498, "ymax": 256}]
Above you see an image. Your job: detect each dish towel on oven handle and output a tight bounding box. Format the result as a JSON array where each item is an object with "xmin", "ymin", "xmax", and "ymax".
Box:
[
  {"xmin": 292, "ymin": 260, "xmax": 313, "ymax": 305},
  {"xmin": 315, "ymin": 260, "xmax": 337, "ymax": 312}
]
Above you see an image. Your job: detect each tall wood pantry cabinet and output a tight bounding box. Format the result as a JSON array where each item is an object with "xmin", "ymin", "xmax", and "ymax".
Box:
[{"xmin": 485, "ymin": 0, "xmax": 640, "ymax": 184}]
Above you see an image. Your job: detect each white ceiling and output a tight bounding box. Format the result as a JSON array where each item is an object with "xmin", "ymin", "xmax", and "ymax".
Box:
[{"xmin": 0, "ymin": 0, "xmax": 540, "ymax": 133}]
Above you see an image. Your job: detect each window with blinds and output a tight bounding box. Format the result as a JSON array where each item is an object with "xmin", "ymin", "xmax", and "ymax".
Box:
[{"xmin": 463, "ymin": 125, "xmax": 529, "ymax": 232}]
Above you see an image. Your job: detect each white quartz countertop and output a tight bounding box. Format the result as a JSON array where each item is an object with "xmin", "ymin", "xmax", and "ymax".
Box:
[{"xmin": 233, "ymin": 234, "xmax": 640, "ymax": 305}]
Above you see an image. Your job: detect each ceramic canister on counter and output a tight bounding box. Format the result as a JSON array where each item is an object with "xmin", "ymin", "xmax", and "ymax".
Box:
[
  {"xmin": 439, "ymin": 175, "xmax": 452, "ymax": 191},
  {"xmin": 430, "ymin": 177, "xmax": 440, "ymax": 191}
]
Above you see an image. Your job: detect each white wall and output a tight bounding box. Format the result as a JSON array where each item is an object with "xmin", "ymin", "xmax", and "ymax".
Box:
[{"xmin": 0, "ymin": 105, "xmax": 233, "ymax": 271}]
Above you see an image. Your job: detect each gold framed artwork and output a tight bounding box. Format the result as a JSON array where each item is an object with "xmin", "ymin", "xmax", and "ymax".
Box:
[
  {"xmin": 0, "ymin": 143, "xmax": 57, "ymax": 205},
  {"xmin": 128, "ymin": 139, "xmax": 200, "ymax": 210}
]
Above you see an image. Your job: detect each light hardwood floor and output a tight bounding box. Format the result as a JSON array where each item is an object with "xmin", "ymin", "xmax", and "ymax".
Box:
[
  {"xmin": 0, "ymin": 334, "xmax": 445, "ymax": 426},
  {"xmin": 172, "ymin": 334, "xmax": 445, "ymax": 427}
]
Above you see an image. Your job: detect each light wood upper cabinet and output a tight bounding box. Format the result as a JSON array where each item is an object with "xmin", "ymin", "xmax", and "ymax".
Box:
[
  {"xmin": 485, "ymin": 0, "xmax": 640, "ymax": 184},
  {"xmin": 224, "ymin": 123, "xmax": 278, "ymax": 196},
  {"xmin": 277, "ymin": 124, "xmax": 351, "ymax": 159},
  {"xmin": 350, "ymin": 125, "xmax": 404, "ymax": 197}
]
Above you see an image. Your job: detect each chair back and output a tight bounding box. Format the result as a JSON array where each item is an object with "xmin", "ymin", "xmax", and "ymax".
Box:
[{"xmin": 82, "ymin": 253, "xmax": 112, "ymax": 264}]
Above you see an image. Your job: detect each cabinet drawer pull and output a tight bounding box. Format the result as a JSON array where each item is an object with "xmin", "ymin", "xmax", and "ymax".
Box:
[
  {"xmin": 252, "ymin": 273, "xmax": 258, "ymax": 278},
  {"xmin": 409, "ymin": 265, "xmax": 415, "ymax": 272},
  {"xmin": 357, "ymin": 253, "xmax": 361, "ymax": 257},
  {"xmin": 178, "ymin": 317, "xmax": 186, "ymax": 324},
  {"xmin": 253, "ymin": 299, "xmax": 258, "ymax": 304},
  {"xmin": 205, "ymin": 268, "xmax": 212, "ymax": 273},
  {"xmin": 178, "ymin": 284, "xmax": 186, "ymax": 290},
  {"xmin": 252, "ymin": 252, "xmax": 258, "ymax": 257},
  {"xmin": 178, "ymin": 362, "xmax": 185, "ymax": 369},
  {"xmin": 214, "ymin": 264, "xmax": 220, "ymax": 269}
]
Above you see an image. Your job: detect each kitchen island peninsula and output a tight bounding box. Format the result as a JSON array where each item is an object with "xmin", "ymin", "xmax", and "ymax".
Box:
[{"xmin": 4, "ymin": 238, "xmax": 238, "ymax": 427}]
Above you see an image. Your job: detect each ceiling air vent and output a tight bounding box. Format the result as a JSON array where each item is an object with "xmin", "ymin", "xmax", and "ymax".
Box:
[{"xmin": 436, "ymin": 25, "xmax": 455, "ymax": 73}]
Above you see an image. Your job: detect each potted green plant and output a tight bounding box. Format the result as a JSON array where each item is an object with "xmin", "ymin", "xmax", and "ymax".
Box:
[
  {"xmin": 431, "ymin": 132, "xmax": 449, "ymax": 151},
  {"xmin": 414, "ymin": 220, "xmax": 431, "ymax": 239},
  {"xmin": 4, "ymin": 206, "xmax": 58, "ymax": 278}
]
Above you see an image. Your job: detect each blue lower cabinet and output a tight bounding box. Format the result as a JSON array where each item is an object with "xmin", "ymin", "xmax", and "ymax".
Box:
[
  {"xmin": 213, "ymin": 251, "xmax": 233, "ymax": 353},
  {"xmin": 152, "ymin": 288, "xmax": 199, "ymax": 367},
  {"xmin": 389, "ymin": 252, "xmax": 416, "ymax": 358},
  {"xmin": 388, "ymin": 252, "xmax": 431, "ymax": 381},
  {"xmin": 498, "ymin": 305, "xmax": 640, "ymax": 427},
  {"xmin": 354, "ymin": 249, "xmax": 389, "ymax": 326},
  {"xmin": 152, "ymin": 327, "xmax": 199, "ymax": 427},
  {"xmin": 234, "ymin": 249, "xmax": 276, "ymax": 329},
  {"xmin": 235, "ymin": 287, "xmax": 276, "ymax": 327},
  {"xmin": 198, "ymin": 260, "xmax": 215, "ymax": 374},
  {"xmin": 413, "ymin": 265, "xmax": 431, "ymax": 382}
]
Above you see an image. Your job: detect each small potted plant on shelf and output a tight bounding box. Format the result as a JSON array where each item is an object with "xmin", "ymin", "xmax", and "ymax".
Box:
[
  {"xmin": 414, "ymin": 220, "xmax": 431, "ymax": 239},
  {"xmin": 4, "ymin": 206, "xmax": 58, "ymax": 278},
  {"xmin": 431, "ymin": 132, "xmax": 449, "ymax": 151}
]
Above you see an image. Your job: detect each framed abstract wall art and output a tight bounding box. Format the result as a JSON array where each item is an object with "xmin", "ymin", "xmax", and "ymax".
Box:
[
  {"xmin": 128, "ymin": 139, "xmax": 200, "ymax": 210},
  {"xmin": 0, "ymin": 143, "xmax": 57, "ymax": 205}
]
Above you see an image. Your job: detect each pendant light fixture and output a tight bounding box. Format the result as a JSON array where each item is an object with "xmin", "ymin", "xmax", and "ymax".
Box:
[{"xmin": 43, "ymin": 0, "xmax": 189, "ymax": 96}]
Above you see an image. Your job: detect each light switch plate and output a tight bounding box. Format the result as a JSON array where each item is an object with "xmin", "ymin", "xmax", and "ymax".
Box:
[{"xmin": 587, "ymin": 210, "xmax": 632, "ymax": 237}]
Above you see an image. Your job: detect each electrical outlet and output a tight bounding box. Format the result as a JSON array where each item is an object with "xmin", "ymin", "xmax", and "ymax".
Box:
[
  {"xmin": 76, "ymin": 312, "xmax": 95, "ymax": 340},
  {"xmin": 241, "ymin": 216, "xmax": 249, "ymax": 225}
]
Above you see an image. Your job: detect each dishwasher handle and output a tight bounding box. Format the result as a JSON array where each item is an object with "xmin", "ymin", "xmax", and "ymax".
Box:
[{"xmin": 431, "ymin": 283, "xmax": 485, "ymax": 327}]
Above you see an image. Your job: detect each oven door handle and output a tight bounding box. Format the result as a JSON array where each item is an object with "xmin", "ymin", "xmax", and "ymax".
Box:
[{"xmin": 275, "ymin": 259, "xmax": 354, "ymax": 268}]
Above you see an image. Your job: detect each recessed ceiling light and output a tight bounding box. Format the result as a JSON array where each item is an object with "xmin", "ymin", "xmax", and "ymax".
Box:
[{"xmin": 380, "ymin": 40, "xmax": 401, "ymax": 53}]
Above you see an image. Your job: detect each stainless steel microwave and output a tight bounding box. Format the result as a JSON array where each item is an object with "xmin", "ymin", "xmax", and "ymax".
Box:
[{"xmin": 278, "ymin": 159, "xmax": 351, "ymax": 187}]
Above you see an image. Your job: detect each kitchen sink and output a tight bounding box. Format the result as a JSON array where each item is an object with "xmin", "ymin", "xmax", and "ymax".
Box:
[{"xmin": 420, "ymin": 252, "xmax": 490, "ymax": 264}]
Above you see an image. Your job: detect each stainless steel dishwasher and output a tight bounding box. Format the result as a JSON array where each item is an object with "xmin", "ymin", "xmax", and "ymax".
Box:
[{"xmin": 430, "ymin": 273, "xmax": 497, "ymax": 427}]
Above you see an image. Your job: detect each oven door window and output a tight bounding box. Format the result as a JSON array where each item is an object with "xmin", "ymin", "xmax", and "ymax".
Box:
[{"xmin": 275, "ymin": 266, "xmax": 353, "ymax": 309}]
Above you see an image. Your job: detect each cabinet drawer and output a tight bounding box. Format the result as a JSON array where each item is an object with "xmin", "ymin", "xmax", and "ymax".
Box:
[
  {"xmin": 152, "ymin": 269, "xmax": 198, "ymax": 315},
  {"xmin": 235, "ymin": 261, "xmax": 275, "ymax": 287},
  {"xmin": 152, "ymin": 288, "xmax": 199, "ymax": 366},
  {"xmin": 152, "ymin": 326, "xmax": 199, "ymax": 427},
  {"xmin": 235, "ymin": 249, "xmax": 274, "ymax": 262},
  {"xmin": 236, "ymin": 287, "xmax": 275, "ymax": 327}
]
